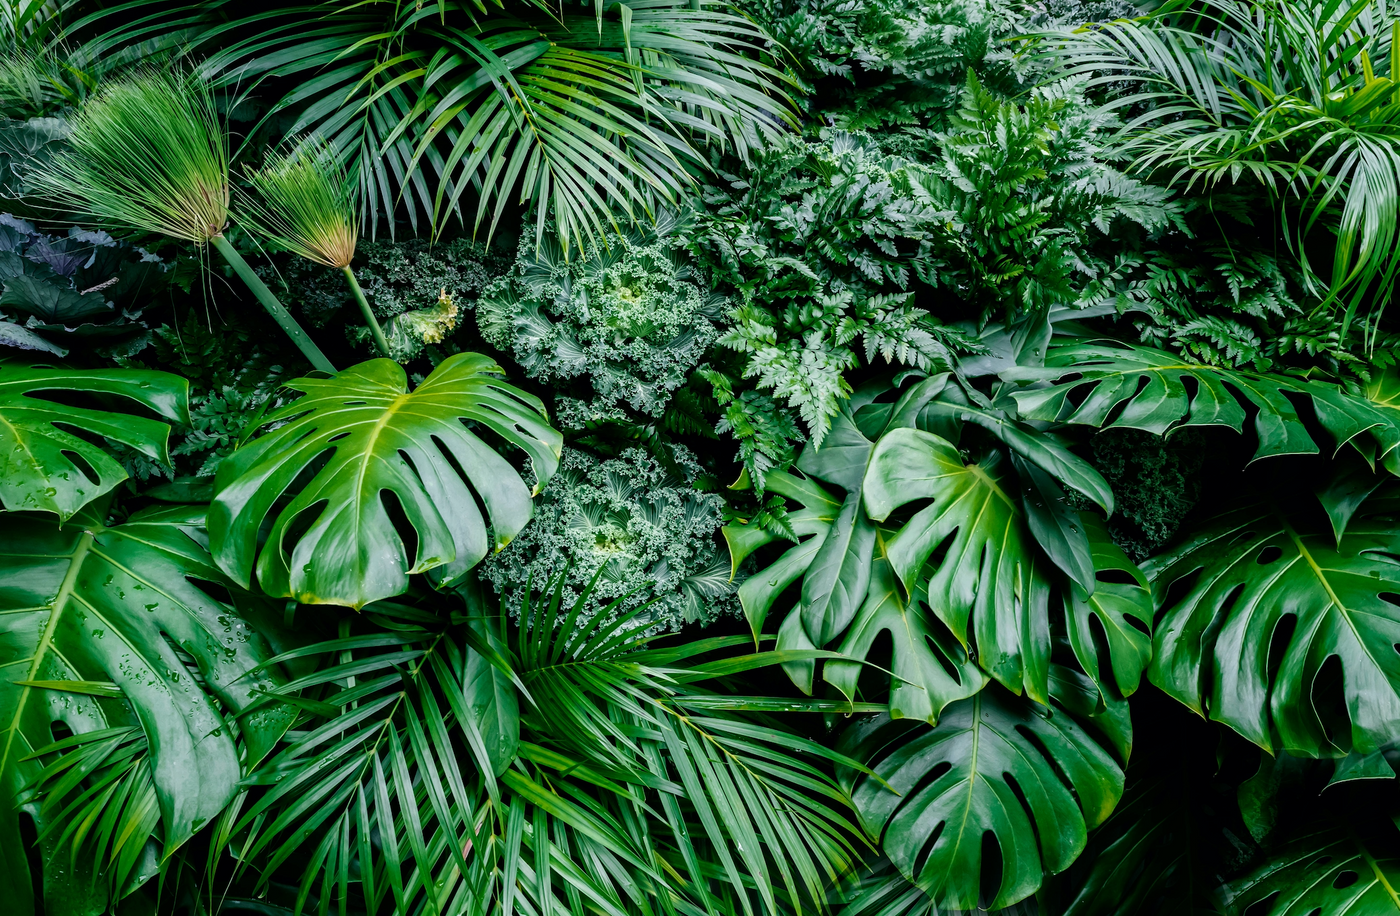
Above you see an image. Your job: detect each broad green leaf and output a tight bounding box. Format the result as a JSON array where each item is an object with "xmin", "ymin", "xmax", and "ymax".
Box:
[
  {"xmin": 839, "ymin": 681, "xmax": 1124, "ymax": 911},
  {"xmin": 1311, "ymin": 366, "xmax": 1400, "ymax": 474},
  {"xmin": 1001, "ymin": 341, "xmax": 1318, "ymax": 460},
  {"xmin": 795, "ymin": 412, "xmax": 879, "ymax": 645},
  {"xmin": 823, "ymin": 557, "xmax": 985, "ymax": 724},
  {"xmin": 730, "ymin": 469, "xmax": 847, "ymax": 639},
  {"xmin": 864, "ymin": 428, "xmax": 1054, "ymax": 702},
  {"xmin": 0, "ymin": 504, "xmax": 293, "ymax": 905},
  {"xmin": 1316, "ymin": 453, "xmax": 1387, "ymax": 543},
  {"xmin": 462, "ymin": 598, "xmax": 519, "ymax": 778},
  {"xmin": 884, "ymin": 375, "xmax": 1114, "ymax": 513},
  {"xmin": 1219, "ymin": 826, "xmax": 1400, "ymax": 915},
  {"xmin": 209, "ymin": 354, "xmax": 562, "ymax": 608},
  {"xmin": 1014, "ymin": 452, "xmax": 1095, "ymax": 592},
  {"xmin": 1147, "ymin": 485, "xmax": 1400, "ymax": 755},
  {"xmin": 0, "ymin": 361, "xmax": 188, "ymax": 519},
  {"xmin": 1066, "ymin": 514, "xmax": 1154, "ymax": 702}
]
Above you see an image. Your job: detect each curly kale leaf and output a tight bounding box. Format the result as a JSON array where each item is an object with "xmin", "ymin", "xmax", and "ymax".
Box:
[{"xmin": 482, "ymin": 446, "xmax": 737, "ymax": 632}]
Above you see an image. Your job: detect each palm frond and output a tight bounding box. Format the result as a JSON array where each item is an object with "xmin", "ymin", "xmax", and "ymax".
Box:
[
  {"xmin": 65, "ymin": 0, "xmax": 798, "ymax": 248},
  {"xmin": 1036, "ymin": 0, "xmax": 1400, "ymax": 333},
  {"xmin": 223, "ymin": 578, "xmax": 863, "ymax": 916}
]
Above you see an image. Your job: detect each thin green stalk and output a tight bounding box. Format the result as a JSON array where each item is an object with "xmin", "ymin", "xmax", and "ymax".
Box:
[
  {"xmin": 342, "ymin": 265, "xmax": 391, "ymax": 359},
  {"xmin": 210, "ymin": 234, "xmax": 336, "ymax": 374}
]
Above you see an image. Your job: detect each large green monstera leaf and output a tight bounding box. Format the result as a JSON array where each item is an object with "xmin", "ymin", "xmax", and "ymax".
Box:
[
  {"xmin": 1219, "ymin": 826, "xmax": 1400, "ymax": 916},
  {"xmin": 0, "ymin": 504, "xmax": 295, "ymax": 913},
  {"xmin": 726, "ymin": 375, "xmax": 1143, "ymax": 714},
  {"xmin": 864, "ymin": 428, "xmax": 1058, "ymax": 702},
  {"xmin": 1147, "ymin": 485, "xmax": 1400, "ymax": 756},
  {"xmin": 0, "ymin": 361, "xmax": 188, "ymax": 519},
  {"xmin": 210, "ymin": 354, "xmax": 563, "ymax": 608},
  {"xmin": 1001, "ymin": 341, "xmax": 1318, "ymax": 460},
  {"xmin": 839, "ymin": 671, "xmax": 1127, "ymax": 911}
]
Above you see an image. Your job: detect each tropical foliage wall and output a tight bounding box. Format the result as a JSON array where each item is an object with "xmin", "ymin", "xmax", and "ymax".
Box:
[{"xmin": 5, "ymin": 0, "xmax": 1400, "ymax": 913}]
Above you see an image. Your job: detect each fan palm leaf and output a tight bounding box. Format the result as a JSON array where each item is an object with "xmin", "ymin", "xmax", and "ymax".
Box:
[
  {"xmin": 64, "ymin": 0, "xmax": 797, "ymax": 250},
  {"xmin": 1037, "ymin": 0, "xmax": 1400, "ymax": 336}
]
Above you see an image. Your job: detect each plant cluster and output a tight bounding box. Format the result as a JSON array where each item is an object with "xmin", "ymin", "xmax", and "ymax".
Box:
[
  {"xmin": 11, "ymin": 1, "xmax": 1400, "ymax": 916},
  {"xmin": 483, "ymin": 445, "xmax": 737, "ymax": 631},
  {"xmin": 480, "ymin": 221, "xmax": 723, "ymax": 418}
]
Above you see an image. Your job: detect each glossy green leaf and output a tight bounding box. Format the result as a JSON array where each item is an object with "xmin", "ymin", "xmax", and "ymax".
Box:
[
  {"xmin": 864, "ymin": 428, "xmax": 1054, "ymax": 702},
  {"xmin": 209, "ymin": 354, "xmax": 562, "ymax": 609},
  {"xmin": 0, "ymin": 361, "xmax": 187, "ymax": 519},
  {"xmin": 1066, "ymin": 514, "xmax": 1154, "ymax": 702},
  {"xmin": 0, "ymin": 503, "xmax": 293, "ymax": 906},
  {"xmin": 823, "ymin": 556, "xmax": 986, "ymax": 723},
  {"xmin": 1147, "ymin": 484, "xmax": 1400, "ymax": 755},
  {"xmin": 839, "ymin": 680, "xmax": 1125, "ymax": 910},
  {"xmin": 1002, "ymin": 341, "xmax": 1318, "ymax": 460},
  {"xmin": 1014, "ymin": 452, "xmax": 1096, "ymax": 592},
  {"xmin": 1219, "ymin": 826, "xmax": 1400, "ymax": 915},
  {"xmin": 730, "ymin": 469, "xmax": 847, "ymax": 639}
]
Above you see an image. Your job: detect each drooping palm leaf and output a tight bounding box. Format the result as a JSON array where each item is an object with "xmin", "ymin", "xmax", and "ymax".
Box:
[
  {"xmin": 228, "ymin": 576, "xmax": 864, "ymax": 916},
  {"xmin": 1038, "ymin": 0, "xmax": 1400, "ymax": 328},
  {"xmin": 208, "ymin": 353, "xmax": 563, "ymax": 608},
  {"xmin": 0, "ymin": 360, "xmax": 187, "ymax": 519}
]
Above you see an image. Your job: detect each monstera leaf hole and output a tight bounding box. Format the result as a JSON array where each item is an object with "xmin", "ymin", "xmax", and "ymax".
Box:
[{"xmin": 56, "ymin": 447, "xmax": 100, "ymax": 486}]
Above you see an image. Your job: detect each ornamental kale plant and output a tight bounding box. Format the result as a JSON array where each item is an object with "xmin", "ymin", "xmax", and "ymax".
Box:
[
  {"xmin": 478, "ymin": 221, "xmax": 723, "ymax": 417},
  {"xmin": 482, "ymin": 445, "xmax": 736, "ymax": 631}
]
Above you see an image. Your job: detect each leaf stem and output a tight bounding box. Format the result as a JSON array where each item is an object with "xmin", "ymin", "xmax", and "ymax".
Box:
[
  {"xmin": 209, "ymin": 234, "xmax": 336, "ymax": 374},
  {"xmin": 342, "ymin": 265, "xmax": 391, "ymax": 359}
]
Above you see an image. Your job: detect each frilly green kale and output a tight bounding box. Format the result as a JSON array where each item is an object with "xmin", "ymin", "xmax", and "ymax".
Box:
[
  {"xmin": 481, "ymin": 446, "xmax": 737, "ymax": 632},
  {"xmin": 478, "ymin": 224, "xmax": 722, "ymax": 417}
]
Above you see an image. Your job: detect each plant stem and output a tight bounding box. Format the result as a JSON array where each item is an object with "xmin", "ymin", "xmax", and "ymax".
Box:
[
  {"xmin": 342, "ymin": 265, "xmax": 391, "ymax": 359},
  {"xmin": 209, "ymin": 234, "xmax": 336, "ymax": 374}
]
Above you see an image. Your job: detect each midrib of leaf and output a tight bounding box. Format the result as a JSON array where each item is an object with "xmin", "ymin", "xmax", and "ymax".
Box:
[
  {"xmin": 964, "ymin": 463, "xmax": 1016, "ymax": 514},
  {"xmin": 0, "ymin": 527, "xmax": 96, "ymax": 779},
  {"xmin": 1280, "ymin": 516, "xmax": 1385, "ymax": 679},
  {"xmin": 952, "ymin": 691, "xmax": 983, "ymax": 876},
  {"xmin": 1352, "ymin": 828, "xmax": 1400, "ymax": 911},
  {"xmin": 353, "ymin": 389, "xmax": 412, "ymax": 507}
]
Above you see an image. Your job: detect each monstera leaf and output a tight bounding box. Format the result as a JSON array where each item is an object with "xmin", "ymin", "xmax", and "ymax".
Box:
[
  {"xmin": 209, "ymin": 354, "xmax": 563, "ymax": 608},
  {"xmin": 1066, "ymin": 514, "xmax": 1154, "ymax": 700},
  {"xmin": 727, "ymin": 375, "xmax": 1139, "ymax": 712},
  {"xmin": 0, "ymin": 361, "xmax": 187, "ymax": 519},
  {"xmin": 864, "ymin": 428, "xmax": 1058, "ymax": 702},
  {"xmin": 0, "ymin": 504, "xmax": 295, "ymax": 911},
  {"xmin": 1001, "ymin": 341, "xmax": 1318, "ymax": 460},
  {"xmin": 1147, "ymin": 483, "xmax": 1400, "ymax": 756},
  {"xmin": 1219, "ymin": 826, "xmax": 1400, "ymax": 916},
  {"xmin": 839, "ymin": 671, "xmax": 1126, "ymax": 911}
]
